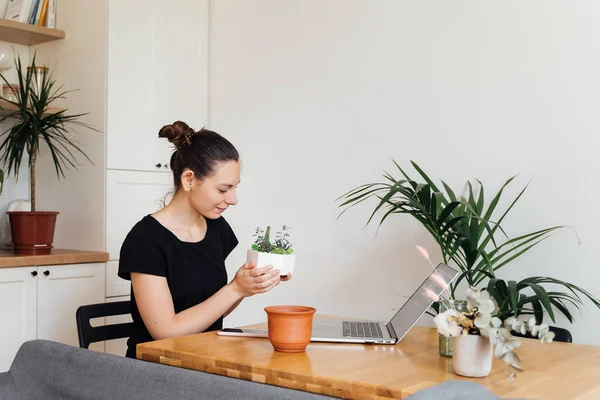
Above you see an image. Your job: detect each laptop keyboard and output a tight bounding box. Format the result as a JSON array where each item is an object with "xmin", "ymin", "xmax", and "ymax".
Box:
[{"xmin": 343, "ymin": 321, "xmax": 384, "ymax": 338}]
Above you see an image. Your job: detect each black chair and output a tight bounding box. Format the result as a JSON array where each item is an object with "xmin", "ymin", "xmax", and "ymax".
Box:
[
  {"xmin": 76, "ymin": 300, "xmax": 134, "ymax": 349},
  {"xmin": 511, "ymin": 326, "xmax": 572, "ymax": 343}
]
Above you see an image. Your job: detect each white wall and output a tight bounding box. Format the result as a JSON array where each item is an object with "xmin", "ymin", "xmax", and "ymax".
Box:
[
  {"xmin": 0, "ymin": 43, "xmax": 30, "ymax": 244},
  {"xmin": 212, "ymin": 0, "xmax": 600, "ymax": 345},
  {"xmin": 32, "ymin": 0, "xmax": 107, "ymax": 251}
]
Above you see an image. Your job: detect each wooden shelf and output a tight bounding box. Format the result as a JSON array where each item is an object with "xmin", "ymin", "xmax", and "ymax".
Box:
[
  {"xmin": 0, "ymin": 18, "xmax": 65, "ymax": 46},
  {"xmin": 0, "ymin": 99, "xmax": 64, "ymax": 116}
]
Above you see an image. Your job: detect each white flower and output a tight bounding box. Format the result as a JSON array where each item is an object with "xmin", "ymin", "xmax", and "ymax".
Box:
[
  {"xmin": 495, "ymin": 340, "xmax": 508, "ymax": 358},
  {"xmin": 541, "ymin": 331, "xmax": 555, "ymax": 343},
  {"xmin": 477, "ymin": 297, "xmax": 497, "ymax": 315},
  {"xmin": 502, "ymin": 351, "xmax": 523, "ymax": 371},
  {"xmin": 475, "ymin": 313, "xmax": 491, "ymax": 329},
  {"xmin": 504, "ymin": 336, "xmax": 522, "ymax": 351},
  {"xmin": 506, "ymin": 317, "xmax": 524, "ymax": 333},
  {"xmin": 466, "ymin": 286, "xmax": 481, "ymax": 309},
  {"xmin": 504, "ymin": 316, "xmax": 516, "ymax": 327},
  {"xmin": 434, "ymin": 309, "xmax": 462, "ymax": 337},
  {"xmin": 538, "ymin": 323, "xmax": 549, "ymax": 335},
  {"xmin": 491, "ymin": 317, "xmax": 502, "ymax": 328},
  {"xmin": 466, "ymin": 287, "xmax": 498, "ymax": 315},
  {"xmin": 531, "ymin": 324, "xmax": 539, "ymax": 337},
  {"xmin": 520, "ymin": 323, "xmax": 527, "ymax": 335}
]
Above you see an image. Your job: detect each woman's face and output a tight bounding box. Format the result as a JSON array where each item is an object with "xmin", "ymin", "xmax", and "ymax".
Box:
[{"xmin": 182, "ymin": 160, "xmax": 240, "ymax": 219}]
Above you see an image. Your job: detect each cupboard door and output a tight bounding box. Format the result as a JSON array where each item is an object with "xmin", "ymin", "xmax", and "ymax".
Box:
[
  {"xmin": 107, "ymin": 0, "xmax": 208, "ymax": 171},
  {"xmin": 106, "ymin": 170, "xmax": 172, "ymax": 260},
  {"xmin": 37, "ymin": 264, "xmax": 106, "ymax": 353},
  {"xmin": 107, "ymin": 0, "xmax": 157, "ymax": 171},
  {"xmin": 106, "ymin": 260, "xmax": 129, "ymax": 298},
  {"xmin": 0, "ymin": 267, "xmax": 37, "ymax": 372}
]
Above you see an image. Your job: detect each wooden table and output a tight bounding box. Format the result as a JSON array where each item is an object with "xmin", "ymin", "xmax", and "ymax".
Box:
[{"xmin": 137, "ymin": 317, "xmax": 600, "ymax": 399}]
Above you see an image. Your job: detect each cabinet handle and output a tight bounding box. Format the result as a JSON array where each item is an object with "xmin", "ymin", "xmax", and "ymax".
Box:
[
  {"xmin": 155, "ymin": 163, "xmax": 162, "ymax": 168},
  {"xmin": 43, "ymin": 270, "xmax": 50, "ymax": 276},
  {"xmin": 31, "ymin": 270, "xmax": 37, "ymax": 277}
]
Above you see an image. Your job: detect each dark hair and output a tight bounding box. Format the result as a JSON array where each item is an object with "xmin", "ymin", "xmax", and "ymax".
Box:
[{"xmin": 158, "ymin": 121, "xmax": 239, "ymax": 190}]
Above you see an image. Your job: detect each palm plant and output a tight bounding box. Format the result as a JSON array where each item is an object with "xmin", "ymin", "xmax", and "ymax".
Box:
[
  {"xmin": 337, "ymin": 160, "xmax": 600, "ymax": 323},
  {"xmin": 487, "ymin": 277, "xmax": 600, "ymax": 325},
  {"xmin": 0, "ymin": 54, "xmax": 94, "ymax": 211}
]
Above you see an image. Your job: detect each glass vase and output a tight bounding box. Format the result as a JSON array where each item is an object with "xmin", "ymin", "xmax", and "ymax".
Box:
[{"xmin": 438, "ymin": 299, "xmax": 468, "ymax": 358}]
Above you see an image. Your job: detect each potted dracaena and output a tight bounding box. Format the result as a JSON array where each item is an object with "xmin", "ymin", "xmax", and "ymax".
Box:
[
  {"xmin": 337, "ymin": 160, "xmax": 600, "ymax": 356},
  {"xmin": 0, "ymin": 54, "xmax": 94, "ymax": 254}
]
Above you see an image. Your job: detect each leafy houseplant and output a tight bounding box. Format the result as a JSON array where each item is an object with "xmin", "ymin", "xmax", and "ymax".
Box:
[
  {"xmin": 0, "ymin": 54, "xmax": 94, "ymax": 254},
  {"xmin": 337, "ymin": 160, "xmax": 600, "ymax": 325},
  {"xmin": 247, "ymin": 225, "xmax": 295, "ymax": 276},
  {"xmin": 434, "ymin": 286, "xmax": 554, "ymax": 379}
]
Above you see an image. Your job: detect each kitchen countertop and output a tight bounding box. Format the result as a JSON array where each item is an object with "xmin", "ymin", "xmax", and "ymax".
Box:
[{"xmin": 0, "ymin": 249, "xmax": 109, "ymax": 268}]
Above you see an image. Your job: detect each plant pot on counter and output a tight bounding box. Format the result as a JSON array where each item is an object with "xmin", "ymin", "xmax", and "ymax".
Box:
[
  {"xmin": 451, "ymin": 334, "xmax": 493, "ymax": 378},
  {"xmin": 8, "ymin": 211, "xmax": 59, "ymax": 255}
]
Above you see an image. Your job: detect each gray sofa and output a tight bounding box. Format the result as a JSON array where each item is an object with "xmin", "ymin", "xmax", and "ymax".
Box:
[
  {"xmin": 0, "ymin": 339, "xmax": 515, "ymax": 399},
  {"xmin": 0, "ymin": 340, "xmax": 333, "ymax": 400}
]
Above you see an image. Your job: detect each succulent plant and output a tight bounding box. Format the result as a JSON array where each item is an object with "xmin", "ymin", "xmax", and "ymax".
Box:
[{"xmin": 252, "ymin": 225, "xmax": 294, "ymax": 255}]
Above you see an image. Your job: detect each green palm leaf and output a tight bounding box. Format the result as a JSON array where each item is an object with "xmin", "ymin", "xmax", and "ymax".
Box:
[{"xmin": 0, "ymin": 53, "xmax": 96, "ymax": 211}]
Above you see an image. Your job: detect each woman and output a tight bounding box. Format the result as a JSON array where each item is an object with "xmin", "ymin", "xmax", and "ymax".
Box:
[{"xmin": 118, "ymin": 121, "xmax": 290, "ymax": 358}]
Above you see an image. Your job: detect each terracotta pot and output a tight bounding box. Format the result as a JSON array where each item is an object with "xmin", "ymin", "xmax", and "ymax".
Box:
[
  {"xmin": 264, "ymin": 305, "xmax": 316, "ymax": 353},
  {"xmin": 8, "ymin": 211, "xmax": 59, "ymax": 255},
  {"xmin": 452, "ymin": 334, "xmax": 493, "ymax": 378}
]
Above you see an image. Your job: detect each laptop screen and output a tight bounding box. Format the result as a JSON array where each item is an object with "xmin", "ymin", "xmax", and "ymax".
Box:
[{"xmin": 388, "ymin": 263, "xmax": 459, "ymax": 341}]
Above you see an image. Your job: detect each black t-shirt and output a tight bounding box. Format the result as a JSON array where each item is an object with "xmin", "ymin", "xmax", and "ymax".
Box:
[{"xmin": 117, "ymin": 215, "xmax": 238, "ymax": 358}]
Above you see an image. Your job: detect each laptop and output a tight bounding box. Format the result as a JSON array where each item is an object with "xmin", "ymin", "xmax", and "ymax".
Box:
[{"xmin": 218, "ymin": 263, "xmax": 459, "ymax": 344}]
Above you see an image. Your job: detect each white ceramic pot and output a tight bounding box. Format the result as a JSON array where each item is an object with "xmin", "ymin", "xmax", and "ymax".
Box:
[
  {"xmin": 451, "ymin": 335, "xmax": 493, "ymax": 378},
  {"xmin": 246, "ymin": 249, "xmax": 295, "ymax": 276}
]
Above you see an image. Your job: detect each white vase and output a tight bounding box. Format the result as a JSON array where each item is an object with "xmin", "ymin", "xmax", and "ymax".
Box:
[
  {"xmin": 246, "ymin": 249, "xmax": 296, "ymax": 276},
  {"xmin": 451, "ymin": 335, "xmax": 493, "ymax": 378}
]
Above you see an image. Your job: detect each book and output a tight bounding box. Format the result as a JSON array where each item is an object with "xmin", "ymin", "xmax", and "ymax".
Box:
[
  {"xmin": 4, "ymin": 0, "xmax": 34, "ymax": 22},
  {"xmin": 26, "ymin": 0, "xmax": 38, "ymax": 24},
  {"xmin": 45, "ymin": 0, "xmax": 55, "ymax": 28},
  {"xmin": 37, "ymin": 0, "xmax": 47, "ymax": 26}
]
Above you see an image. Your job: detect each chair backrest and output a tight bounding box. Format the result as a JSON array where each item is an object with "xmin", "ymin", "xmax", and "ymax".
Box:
[
  {"xmin": 511, "ymin": 325, "xmax": 572, "ymax": 343},
  {"xmin": 76, "ymin": 301, "xmax": 134, "ymax": 349}
]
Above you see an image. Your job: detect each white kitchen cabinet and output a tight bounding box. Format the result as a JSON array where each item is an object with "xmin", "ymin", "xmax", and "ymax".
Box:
[
  {"xmin": 106, "ymin": 170, "xmax": 173, "ymax": 260},
  {"xmin": 0, "ymin": 263, "xmax": 106, "ymax": 372},
  {"xmin": 104, "ymin": 295, "xmax": 131, "ymax": 357},
  {"xmin": 106, "ymin": 0, "xmax": 209, "ymax": 171},
  {"xmin": 0, "ymin": 267, "xmax": 37, "ymax": 372},
  {"xmin": 106, "ymin": 260, "xmax": 129, "ymax": 298},
  {"xmin": 37, "ymin": 264, "xmax": 105, "ymax": 353}
]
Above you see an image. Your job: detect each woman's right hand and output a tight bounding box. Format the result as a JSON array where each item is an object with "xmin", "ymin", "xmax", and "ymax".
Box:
[{"xmin": 229, "ymin": 262, "xmax": 281, "ymax": 298}]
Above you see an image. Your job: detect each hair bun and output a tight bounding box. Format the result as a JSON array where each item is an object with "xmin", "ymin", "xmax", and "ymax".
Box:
[{"xmin": 158, "ymin": 121, "xmax": 194, "ymax": 148}]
